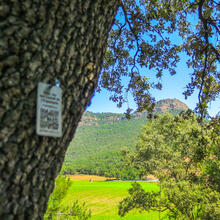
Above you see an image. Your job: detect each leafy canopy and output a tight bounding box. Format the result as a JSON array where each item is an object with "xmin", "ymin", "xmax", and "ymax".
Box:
[
  {"xmin": 100, "ymin": 0, "xmax": 219, "ymax": 117},
  {"xmin": 119, "ymin": 112, "xmax": 220, "ymax": 219}
]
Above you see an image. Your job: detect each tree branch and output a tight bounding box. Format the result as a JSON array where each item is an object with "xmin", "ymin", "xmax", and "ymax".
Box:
[{"xmin": 120, "ymin": 1, "xmax": 140, "ymax": 73}]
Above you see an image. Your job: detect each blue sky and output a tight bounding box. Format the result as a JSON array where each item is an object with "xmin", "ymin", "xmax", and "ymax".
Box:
[
  {"xmin": 87, "ymin": 78, "xmax": 219, "ymax": 117},
  {"xmin": 87, "ymin": 8, "xmax": 219, "ymax": 117},
  {"xmin": 87, "ymin": 56, "xmax": 219, "ymax": 116}
]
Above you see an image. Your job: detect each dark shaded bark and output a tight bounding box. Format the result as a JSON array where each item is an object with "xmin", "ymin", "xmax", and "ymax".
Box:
[{"xmin": 0, "ymin": 0, "xmax": 119, "ymax": 219}]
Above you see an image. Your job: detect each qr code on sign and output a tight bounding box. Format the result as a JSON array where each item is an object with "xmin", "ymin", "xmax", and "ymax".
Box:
[{"xmin": 40, "ymin": 108, "xmax": 59, "ymax": 130}]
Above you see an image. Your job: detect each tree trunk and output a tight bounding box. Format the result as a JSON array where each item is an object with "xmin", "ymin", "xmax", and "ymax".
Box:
[{"xmin": 0, "ymin": 0, "xmax": 119, "ymax": 219}]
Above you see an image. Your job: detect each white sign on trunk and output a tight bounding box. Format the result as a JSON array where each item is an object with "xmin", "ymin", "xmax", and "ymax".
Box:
[{"xmin": 36, "ymin": 82, "xmax": 62, "ymax": 137}]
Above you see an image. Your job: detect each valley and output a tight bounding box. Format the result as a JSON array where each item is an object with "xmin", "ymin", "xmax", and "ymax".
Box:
[{"xmin": 62, "ymin": 99, "xmax": 188, "ymax": 178}]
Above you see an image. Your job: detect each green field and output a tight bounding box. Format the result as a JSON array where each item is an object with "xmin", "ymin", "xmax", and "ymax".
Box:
[{"xmin": 61, "ymin": 180, "xmax": 165, "ymax": 220}]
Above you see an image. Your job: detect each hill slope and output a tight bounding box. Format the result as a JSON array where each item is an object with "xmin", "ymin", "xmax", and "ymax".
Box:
[{"xmin": 62, "ymin": 99, "xmax": 189, "ymax": 177}]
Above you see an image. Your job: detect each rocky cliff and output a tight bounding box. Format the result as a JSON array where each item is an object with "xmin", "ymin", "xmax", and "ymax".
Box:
[
  {"xmin": 155, "ymin": 98, "xmax": 188, "ymax": 113},
  {"xmin": 79, "ymin": 98, "xmax": 189, "ymax": 126}
]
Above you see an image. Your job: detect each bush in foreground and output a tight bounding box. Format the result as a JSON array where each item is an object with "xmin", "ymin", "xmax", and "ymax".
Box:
[{"xmin": 44, "ymin": 175, "xmax": 91, "ymax": 220}]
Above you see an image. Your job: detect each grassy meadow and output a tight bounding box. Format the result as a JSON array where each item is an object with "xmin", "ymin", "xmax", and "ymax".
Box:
[{"xmin": 60, "ymin": 175, "xmax": 165, "ymax": 220}]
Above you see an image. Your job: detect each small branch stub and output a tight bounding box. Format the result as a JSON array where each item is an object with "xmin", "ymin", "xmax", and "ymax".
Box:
[{"xmin": 36, "ymin": 82, "xmax": 62, "ymax": 137}]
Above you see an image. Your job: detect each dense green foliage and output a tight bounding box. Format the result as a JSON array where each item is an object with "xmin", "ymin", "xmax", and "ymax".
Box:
[
  {"xmin": 62, "ymin": 99, "xmax": 187, "ymax": 179},
  {"xmin": 119, "ymin": 112, "xmax": 220, "ymax": 219},
  {"xmin": 62, "ymin": 113, "xmax": 148, "ymax": 179},
  {"xmin": 44, "ymin": 176, "xmax": 91, "ymax": 220}
]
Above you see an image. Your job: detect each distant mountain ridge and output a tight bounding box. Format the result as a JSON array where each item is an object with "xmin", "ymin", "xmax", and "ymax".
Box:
[
  {"xmin": 62, "ymin": 98, "xmax": 189, "ymax": 176},
  {"xmin": 79, "ymin": 98, "xmax": 189, "ymax": 126},
  {"xmin": 155, "ymin": 98, "xmax": 188, "ymax": 113}
]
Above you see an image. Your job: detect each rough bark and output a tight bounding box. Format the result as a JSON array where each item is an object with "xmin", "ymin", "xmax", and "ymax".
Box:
[{"xmin": 0, "ymin": 0, "xmax": 119, "ymax": 219}]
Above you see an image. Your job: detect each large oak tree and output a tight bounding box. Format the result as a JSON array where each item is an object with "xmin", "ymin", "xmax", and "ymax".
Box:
[
  {"xmin": 0, "ymin": 0, "xmax": 119, "ymax": 219},
  {"xmin": 0, "ymin": 0, "xmax": 219, "ymax": 219}
]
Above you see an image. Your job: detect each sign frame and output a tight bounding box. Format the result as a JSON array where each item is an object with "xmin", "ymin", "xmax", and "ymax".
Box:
[{"xmin": 36, "ymin": 82, "xmax": 62, "ymax": 137}]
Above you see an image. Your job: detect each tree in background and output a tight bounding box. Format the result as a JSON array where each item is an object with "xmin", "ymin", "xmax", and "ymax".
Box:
[
  {"xmin": 119, "ymin": 112, "xmax": 220, "ymax": 219},
  {"xmin": 0, "ymin": 0, "xmax": 219, "ymax": 219}
]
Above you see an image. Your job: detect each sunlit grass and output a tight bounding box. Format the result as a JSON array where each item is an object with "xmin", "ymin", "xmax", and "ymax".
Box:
[{"xmin": 61, "ymin": 179, "xmax": 166, "ymax": 220}]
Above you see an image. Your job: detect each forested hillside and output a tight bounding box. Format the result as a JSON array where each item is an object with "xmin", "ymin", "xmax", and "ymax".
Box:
[{"xmin": 61, "ymin": 99, "xmax": 188, "ymax": 178}]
